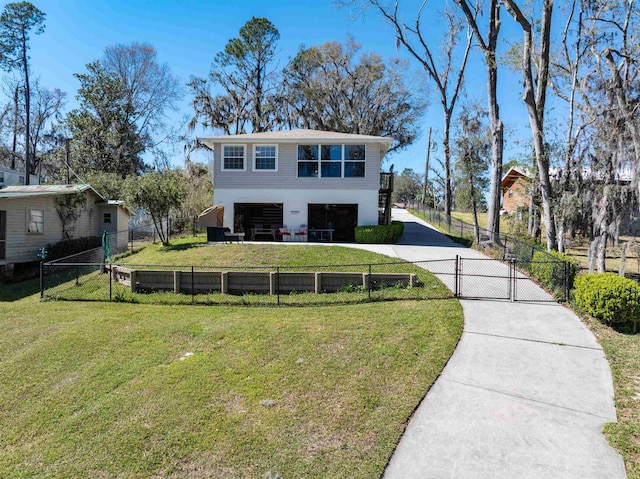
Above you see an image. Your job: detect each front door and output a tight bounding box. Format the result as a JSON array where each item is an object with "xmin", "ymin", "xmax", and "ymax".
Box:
[{"xmin": 0, "ymin": 210, "xmax": 6, "ymax": 260}]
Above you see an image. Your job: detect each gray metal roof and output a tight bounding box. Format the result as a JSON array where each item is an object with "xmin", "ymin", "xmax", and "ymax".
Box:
[{"xmin": 0, "ymin": 184, "xmax": 100, "ymax": 198}]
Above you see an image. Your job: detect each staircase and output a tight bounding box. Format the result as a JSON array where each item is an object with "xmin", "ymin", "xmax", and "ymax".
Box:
[{"xmin": 378, "ymin": 172, "xmax": 394, "ymax": 225}]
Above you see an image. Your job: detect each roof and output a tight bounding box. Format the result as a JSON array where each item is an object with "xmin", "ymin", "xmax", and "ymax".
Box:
[
  {"xmin": 199, "ymin": 129, "xmax": 395, "ymax": 157},
  {"xmin": 0, "ymin": 184, "xmax": 104, "ymax": 199},
  {"xmin": 0, "ymin": 184, "xmax": 136, "ymax": 215},
  {"xmin": 501, "ymin": 167, "xmax": 530, "ymax": 188}
]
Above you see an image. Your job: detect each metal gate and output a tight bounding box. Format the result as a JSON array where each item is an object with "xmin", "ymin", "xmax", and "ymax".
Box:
[{"xmin": 455, "ymin": 257, "xmax": 568, "ymax": 302}]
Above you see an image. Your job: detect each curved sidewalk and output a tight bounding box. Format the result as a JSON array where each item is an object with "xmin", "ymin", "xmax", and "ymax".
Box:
[{"xmin": 357, "ymin": 209, "xmax": 626, "ymax": 478}]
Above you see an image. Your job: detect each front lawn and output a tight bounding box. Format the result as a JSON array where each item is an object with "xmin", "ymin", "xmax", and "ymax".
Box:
[
  {"xmin": 43, "ymin": 240, "xmax": 452, "ymax": 305},
  {"xmin": 0, "ymin": 292, "xmax": 463, "ymax": 478},
  {"xmin": 583, "ymin": 316, "xmax": 640, "ymax": 479}
]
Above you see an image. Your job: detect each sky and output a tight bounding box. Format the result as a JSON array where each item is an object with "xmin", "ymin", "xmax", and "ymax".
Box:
[{"xmin": 23, "ymin": 0, "xmax": 561, "ymax": 177}]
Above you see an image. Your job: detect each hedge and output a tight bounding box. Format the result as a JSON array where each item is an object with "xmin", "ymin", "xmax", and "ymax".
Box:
[
  {"xmin": 530, "ymin": 250, "xmax": 578, "ymax": 292},
  {"xmin": 574, "ymin": 273, "xmax": 640, "ymax": 328},
  {"xmin": 355, "ymin": 221, "xmax": 404, "ymax": 244}
]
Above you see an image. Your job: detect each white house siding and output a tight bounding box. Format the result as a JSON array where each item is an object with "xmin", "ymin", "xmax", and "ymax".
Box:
[
  {"xmin": 214, "ymin": 188, "xmax": 379, "ymax": 231},
  {"xmin": 0, "ymin": 166, "xmax": 39, "ymax": 187},
  {"xmin": 0, "ymin": 191, "xmax": 100, "ymax": 265},
  {"xmin": 212, "ymin": 143, "xmax": 381, "ymax": 191}
]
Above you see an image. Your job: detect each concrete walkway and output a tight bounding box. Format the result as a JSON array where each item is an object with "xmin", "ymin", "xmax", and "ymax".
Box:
[{"xmin": 354, "ymin": 208, "xmax": 626, "ymax": 479}]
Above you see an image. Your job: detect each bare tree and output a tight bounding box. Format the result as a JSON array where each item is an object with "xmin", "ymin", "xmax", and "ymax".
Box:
[
  {"xmin": 501, "ymin": 0, "xmax": 557, "ymax": 250},
  {"xmin": 342, "ymin": 1, "xmax": 472, "ymax": 215},
  {"xmin": 0, "ymin": 2, "xmax": 45, "ymax": 184},
  {"xmin": 283, "ymin": 38, "xmax": 426, "ymax": 153},
  {"xmin": 454, "ymin": 0, "xmax": 504, "ymax": 241}
]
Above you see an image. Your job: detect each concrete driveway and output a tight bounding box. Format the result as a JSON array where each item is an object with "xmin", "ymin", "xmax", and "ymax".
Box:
[{"xmin": 352, "ymin": 208, "xmax": 626, "ymax": 479}]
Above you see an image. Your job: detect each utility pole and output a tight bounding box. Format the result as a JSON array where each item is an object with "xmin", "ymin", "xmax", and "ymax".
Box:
[{"xmin": 422, "ymin": 127, "xmax": 433, "ymax": 205}]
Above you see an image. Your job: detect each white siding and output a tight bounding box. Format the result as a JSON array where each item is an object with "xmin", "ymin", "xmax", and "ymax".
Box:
[
  {"xmin": 214, "ymin": 188, "xmax": 379, "ymax": 231},
  {"xmin": 0, "ymin": 190, "xmax": 104, "ymax": 265},
  {"xmin": 0, "ymin": 166, "xmax": 39, "ymax": 187},
  {"xmin": 212, "ymin": 142, "xmax": 381, "ymax": 191}
]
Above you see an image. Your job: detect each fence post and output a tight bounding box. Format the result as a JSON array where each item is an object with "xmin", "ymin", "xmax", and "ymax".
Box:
[
  {"xmin": 76, "ymin": 266, "xmax": 79, "ymax": 286},
  {"xmin": 564, "ymin": 261, "xmax": 569, "ymax": 302},
  {"xmin": 109, "ymin": 265, "xmax": 112, "ymax": 300},
  {"xmin": 368, "ymin": 264, "xmax": 372, "ymax": 300},
  {"xmin": 454, "ymin": 255, "xmax": 459, "ymax": 297},
  {"xmin": 460, "ymin": 221, "xmax": 463, "ymax": 237},
  {"xmin": 510, "ymin": 260, "xmax": 515, "ymax": 302},
  {"xmin": 277, "ymin": 266, "xmax": 280, "ymax": 305},
  {"xmin": 40, "ymin": 261, "xmax": 44, "ymax": 299},
  {"xmin": 191, "ymin": 266, "xmax": 195, "ymax": 304}
]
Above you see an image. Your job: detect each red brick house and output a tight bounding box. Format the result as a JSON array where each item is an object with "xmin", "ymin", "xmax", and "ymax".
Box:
[{"xmin": 501, "ymin": 167, "xmax": 530, "ymax": 214}]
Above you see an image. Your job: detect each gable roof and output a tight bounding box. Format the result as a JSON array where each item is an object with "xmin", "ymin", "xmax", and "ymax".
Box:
[
  {"xmin": 501, "ymin": 167, "xmax": 530, "ymax": 188},
  {"xmin": 199, "ymin": 129, "xmax": 395, "ymax": 158},
  {"xmin": 0, "ymin": 184, "xmax": 104, "ymax": 200}
]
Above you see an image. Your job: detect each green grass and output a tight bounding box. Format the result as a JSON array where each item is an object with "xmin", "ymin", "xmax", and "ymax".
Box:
[
  {"xmin": 44, "ymin": 239, "xmax": 452, "ymax": 305},
  {"xmin": 0, "ymin": 288, "xmax": 463, "ymax": 477},
  {"xmin": 580, "ymin": 315, "xmax": 640, "ymax": 478}
]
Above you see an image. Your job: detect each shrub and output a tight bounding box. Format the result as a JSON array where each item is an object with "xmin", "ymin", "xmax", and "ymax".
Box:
[
  {"xmin": 45, "ymin": 237, "xmax": 102, "ymax": 261},
  {"xmin": 355, "ymin": 221, "xmax": 404, "ymax": 244},
  {"xmin": 530, "ymin": 250, "xmax": 578, "ymax": 291},
  {"xmin": 574, "ymin": 273, "xmax": 640, "ymax": 327}
]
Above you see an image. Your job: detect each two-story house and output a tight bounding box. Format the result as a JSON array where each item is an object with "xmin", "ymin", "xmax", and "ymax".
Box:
[
  {"xmin": 199, "ymin": 129, "xmax": 394, "ymax": 242},
  {"xmin": 0, "ymin": 165, "xmax": 39, "ymax": 188}
]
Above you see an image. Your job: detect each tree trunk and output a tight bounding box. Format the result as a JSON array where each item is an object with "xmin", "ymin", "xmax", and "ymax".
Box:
[
  {"xmin": 11, "ymin": 84, "xmax": 19, "ymax": 170},
  {"xmin": 22, "ymin": 37, "xmax": 31, "ymax": 184},
  {"xmin": 443, "ymin": 108, "xmax": 453, "ymax": 215}
]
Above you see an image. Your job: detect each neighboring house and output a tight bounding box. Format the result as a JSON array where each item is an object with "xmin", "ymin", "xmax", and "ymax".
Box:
[
  {"xmin": 0, "ymin": 184, "xmax": 131, "ymax": 276},
  {"xmin": 501, "ymin": 166, "xmax": 530, "ymax": 214},
  {"xmin": 199, "ymin": 129, "xmax": 395, "ymax": 242},
  {"xmin": 0, "ymin": 165, "xmax": 39, "ymax": 188}
]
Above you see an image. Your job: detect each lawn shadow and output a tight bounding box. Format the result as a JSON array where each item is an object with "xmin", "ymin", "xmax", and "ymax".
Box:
[
  {"xmin": 0, "ymin": 277, "xmax": 41, "ymax": 302},
  {"xmin": 160, "ymin": 242, "xmax": 206, "ymax": 252}
]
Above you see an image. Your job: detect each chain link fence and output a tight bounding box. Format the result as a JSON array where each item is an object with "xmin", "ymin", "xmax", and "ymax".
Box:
[
  {"xmin": 407, "ymin": 203, "xmax": 572, "ymax": 300},
  {"xmin": 41, "ymin": 258, "xmax": 456, "ymax": 306}
]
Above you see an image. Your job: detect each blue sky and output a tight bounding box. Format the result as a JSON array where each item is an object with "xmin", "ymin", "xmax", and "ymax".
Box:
[{"xmin": 25, "ymin": 0, "xmax": 556, "ymax": 176}]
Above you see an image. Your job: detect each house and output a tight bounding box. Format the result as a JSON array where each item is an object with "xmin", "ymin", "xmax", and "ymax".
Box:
[
  {"xmin": 0, "ymin": 165, "xmax": 39, "ymax": 188},
  {"xmin": 501, "ymin": 166, "xmax": 530, "ymax": 214},
  {"xmin": 198, "ymin": 129, "xmax": 394, "ymax": 242},
  {"xmin": 0, "ymin": 184, "xmax": 131, "ymax": 277}
]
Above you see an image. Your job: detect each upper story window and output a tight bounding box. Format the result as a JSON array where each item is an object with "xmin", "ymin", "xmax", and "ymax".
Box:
[
  {"xmin": 27, "ymin": 209, "xmax": 44, "ymax": 234},
  {"xmin": 298, "ymin": 145, "xmax": 319, "ymax": 178},
  {"xmin": 254, "ymin": 145, "xmax": 277, "ymax": 171},
  {"xmin": 0, "ymin": 172, "xmax": 4, "ymax": 184},
  {"xmin": 508, "ymin": 189, "xmax": 513, "ymax": 198},
  {"xmin": 298, "ymin": 144, "xmax": 366, "ymax": 178},
  {"xmin": 19, "ymin": 175, "xmax": 25, "ymax": 185},
  {"xmin": 222, "ymin": 145, "xmax": 246, "ymax": 171},
  {"xmin": 344, "ymin": 145, "xmax": 366, "ymax": 177}
]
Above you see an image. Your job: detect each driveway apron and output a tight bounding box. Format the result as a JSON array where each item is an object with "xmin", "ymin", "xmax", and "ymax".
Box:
[{"xmin": 354, "ymin": 208, "xmax": 626, "ymax": 479}]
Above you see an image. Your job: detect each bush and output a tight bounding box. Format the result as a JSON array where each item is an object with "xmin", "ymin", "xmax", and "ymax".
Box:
[
  {"xmin": 355, "ymin": 221, "xmax": 404, "ymax": 244},
  {"xmin": 530, "ymin": 250, "xmax": 578, "ymax": 291},
  {"xmin": 574, "ymin": 273, "xmax": 640, "ymax": 327},
  {"xmin": 45, "ymin": 237, "xmax": 102, "ymax": 261}
]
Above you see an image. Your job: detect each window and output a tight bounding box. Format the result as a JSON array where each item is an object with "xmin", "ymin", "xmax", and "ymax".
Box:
[
  {"xmin": 298, "ymin": 145, "xmax": 319, "ymax": 177},
  {"xmin": 222, "ymin": 145, "xmax": 246, "ymax": 171},
  {"xmin": 27, "ymin": 209, "xmax": 44, "ymax": 234},
  {"xmin": 321, "ymin": 145, "xmax": 342, "ymax": 178},
  {"xmin": 19, "ymin": 176, "xmax": 25, "ymax": 185},
  {"xmin": 254, "ymin": 145, "xmax": 277, "ymax": 171},
  {"xmin": 508, "ymin": 189, "xmax": 513, "ymax": 198},
  {"xmin": 103, "ymin": 213, "xmax": 112, "ymax": 224},
  {"xmin": 0, "ymin": 172, "xmax": 4, "ymax": 184},
  {"xmin": 297, "ymin": 144, "xmax": 366, "ymax": 178},
  {"xmin": 344, "ymin": 145, "xmax": 366, "ymax": 177}
]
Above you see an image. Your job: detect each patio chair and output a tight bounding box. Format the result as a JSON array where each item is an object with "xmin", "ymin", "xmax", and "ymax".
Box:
[
  {"xmin": 278, "ymin": 225, "xmax": 292, "ymax": 242},
  {"xmin": 294, "ymin": 224, "xmax": 308, "ymax": 242}
]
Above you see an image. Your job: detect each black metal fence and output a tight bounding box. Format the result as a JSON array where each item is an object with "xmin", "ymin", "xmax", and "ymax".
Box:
[{"xmin": 41, "ymin": 257, "xmax": 457, "ymax": 306}]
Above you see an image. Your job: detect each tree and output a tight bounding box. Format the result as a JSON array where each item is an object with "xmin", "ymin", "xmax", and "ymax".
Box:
[
  {"xmin": 349, "ymin": 1, "xmax": 472, "ymax": 214},
  {"xmin": 283, "ymin": 39, "xmax": 426, "ymax": 152},
  {"xmin": 189, "ymin": 17, "xmax": 281, "ymax": 135},
  {"xmin": 129, "ymin": 169, "xmax": 187, "ymax": 246},
  {"xmin": 0, "ymin": 1, "xmax": 45, "ymax": 184},
  {"xmin": 453, "ymin": 104, "xmax": 490, "ymax": 241},
  {"xmin": 28, "ymin": 79, "xmax": 65, "ymax": 176},
  {"xmin": 502, "ymin": 0, "xmax": 557, "ymax": 250},
  {"xmin": 102, "ymin": 42, "xmax": 182, "ymax": 166},
  {"xmin": 392, "ymin": 168, "xmax": 422, "ymax": 204},
  {"xmin": 454, "ymin": 0, "xmax": 504, "ymax": 242},
  {"xmin": 178, "ymin": 160, "xmax": 213, "ymax": 219},
  {"xmin": 66, "ymin": 61, "xmax": 145, "ymax": 177}
]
